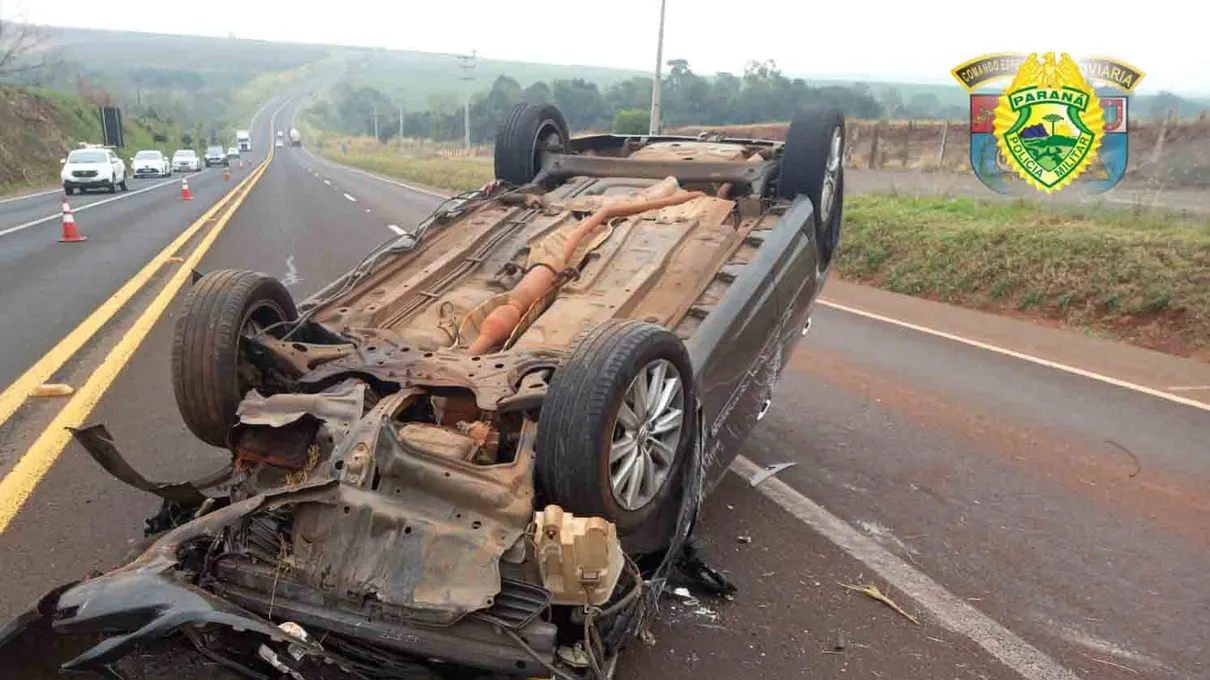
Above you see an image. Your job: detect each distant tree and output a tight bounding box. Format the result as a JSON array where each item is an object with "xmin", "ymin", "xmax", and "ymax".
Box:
[
  {"xmin": 1147, "ymin": 91, "xmax": 1186, "ymax": 119},
  {"xmin": 612, "ymin": 109, "xmax": 650, "ymax": 134},
  {"xmin": 0, "ymin": 19, "xmax": 59, "ymax": 79},
  {"xmin": 523, "ymin": 81, "xmax": 551, "ymax": 104},
  {"xmin": 551, "ymin": 78, "xmax": 606, "ymax": 130}
]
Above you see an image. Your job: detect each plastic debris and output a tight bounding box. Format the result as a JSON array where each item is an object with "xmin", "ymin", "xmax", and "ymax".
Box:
[
  {"xmin": 840, "ymin": 583, "xmax": 920, "ymax": 624},
  {"xmin": 736, "ymin": 535, "xmax": 752, "ymax": 544},
  {"xmin": 31, "ymin": 384, "xmax": 74, "ymax": 397},
  {"xmin": 748, "ymin": 462, "xmax": 797, "ymax": 487}
]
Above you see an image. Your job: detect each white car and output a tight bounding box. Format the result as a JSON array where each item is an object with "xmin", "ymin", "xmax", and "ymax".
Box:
[
  {"xmin": 130, "ymin": 150, "xmax": 171, "ymax": 178},
  {"xmin": 275, "ymin": 139, "xmax": 284, "ymax": 148},
  {"xmin": 172, "ymin": 149, "xmax": 202, "ymax": 172},
  {"xmin": 61, "ymin": 147, "xmax": 128, "ymax": 194},
  {"xmin": 226, "ymin": 146, "xmax": 240, "ymax": 160}
]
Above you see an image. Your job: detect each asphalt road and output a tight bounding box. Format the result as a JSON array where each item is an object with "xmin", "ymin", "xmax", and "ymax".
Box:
[
  {"xmin": 0, "ymin": 98, "xmax": 1207, "ymax": 680},
  {"xmin": 0, "ymin": 95, "xmax": 281, "ymax": 393}
]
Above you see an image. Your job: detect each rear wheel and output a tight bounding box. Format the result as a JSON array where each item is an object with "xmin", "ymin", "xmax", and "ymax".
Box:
[
  {"xmin": 778, "ymin": 107, "xmax": 846, "ymax": 268},
  {"xmin": 493, "ymin": 103, "xmax": 570, "ymax": 186},
  {"xmin": 537, "ymin": 320, "xmax": 696, "ymax": 554},
  {"xmin": 171, "ymin": 270, "xmax": 298, "ymax": 448}
]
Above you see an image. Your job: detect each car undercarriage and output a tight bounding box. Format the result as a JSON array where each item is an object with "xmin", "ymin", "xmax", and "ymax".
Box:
[{"xmin": 0, "ymin": 102, "xmax": 846, "ymax": 679}]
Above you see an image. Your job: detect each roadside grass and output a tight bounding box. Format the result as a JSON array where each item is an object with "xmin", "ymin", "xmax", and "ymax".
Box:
[
  {"xmin": 309, "ymin": 132, "xmax": 1210, "ymax": 360},
  {"xmin": 309, "ymin": 132, "xmax": 494, "ymax": 192},
  {"xmin": 837, "ymin": 195, "xmax": 1210, "ymax": 359}
]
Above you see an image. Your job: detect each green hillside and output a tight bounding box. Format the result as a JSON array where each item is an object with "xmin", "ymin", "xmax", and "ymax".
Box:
[{"xmin": 0, "ymin": 84, "xmax": 185, "ymax": 195}]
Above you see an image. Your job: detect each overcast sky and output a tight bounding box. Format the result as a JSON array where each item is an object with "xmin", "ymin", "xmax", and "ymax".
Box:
[{"xmin": 5, "ymin": 0, "xmax": 1207, "ymax": 94}]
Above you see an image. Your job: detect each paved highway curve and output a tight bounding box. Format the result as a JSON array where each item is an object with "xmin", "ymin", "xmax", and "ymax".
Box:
[{"xmin": 0, "ymin": 92, "xmax": 1207, "ymax": 680}]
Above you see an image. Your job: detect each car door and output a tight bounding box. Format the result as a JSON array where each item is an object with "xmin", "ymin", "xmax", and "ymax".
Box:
[
  {"xmin": 685, "ymin": 210, "xmax": 801, "ymax": 488},
  {"xmin": 770, "ymin": 195, "xmax": 821, "ymax": 381}
]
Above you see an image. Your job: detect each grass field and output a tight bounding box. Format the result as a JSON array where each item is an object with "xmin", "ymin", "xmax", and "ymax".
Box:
[
  {"xmin": 308, "ymin": 132, "xmax": 495, "ymax": 192},
  {"xmin": 313, "ymin": 141, "xmax": 1210, "ymax": 361},
  {"xmin": 839, "ymin": 196, "xmax": 1210, "ymax": 359}
]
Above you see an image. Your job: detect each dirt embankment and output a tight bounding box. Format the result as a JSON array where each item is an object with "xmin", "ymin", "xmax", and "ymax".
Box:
[
  {"xmin": 0, "ymin": 85, "xmax": 183, "ymax": 196},
  {"xmin": 672, "ymin": 117, "xmax": 1210, "ymax": 187}
]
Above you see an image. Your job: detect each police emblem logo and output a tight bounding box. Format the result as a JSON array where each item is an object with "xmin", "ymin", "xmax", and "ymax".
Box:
[{"xmin": 952, "ymin": 53, "xmax": 1145, "ymax": 195}]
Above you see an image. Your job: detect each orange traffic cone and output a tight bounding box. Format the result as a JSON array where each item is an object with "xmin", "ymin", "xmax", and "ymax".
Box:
[
  {"xmin": 223, "ymin": 166, "xmax": 231, "ymax": 182},
  {"xmin": 59, "ymin": 196, "xmax": 87, "ymax": 243},
  {"xmin": 181, "ymin": 177, "xmax": 194, "ymax": 201}
]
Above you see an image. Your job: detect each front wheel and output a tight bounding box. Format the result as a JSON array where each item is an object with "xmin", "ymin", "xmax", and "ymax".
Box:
[
  {"xmin": 119, "ymin": 177, "xmax": 129, "ymax": 191},
  {"xmin": 171, "ymin": 270, "xmax": 298, "ymax": 448},
  {"xmin": 537, "ymin": 320, "xmax": 696, "ymax": 554}
]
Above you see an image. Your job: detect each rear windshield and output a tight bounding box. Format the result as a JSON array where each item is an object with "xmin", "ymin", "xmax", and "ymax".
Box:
[
  {"xmin": 134, "ymin": 151, "xmax": 160, "ymax": 160},
  {"xmin": 68, "ymin": 150, "xmax": 107, "ymax": 163}
]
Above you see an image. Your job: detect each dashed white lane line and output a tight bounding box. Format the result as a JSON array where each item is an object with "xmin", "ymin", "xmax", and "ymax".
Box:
[
  {"xmin": 364, "ymin": 208, "xmax": 371, "ymax": 213},
  {"xmin": 732, "ymin": 455, "xmax": 1081, "ymax": 680},
  {"xmin": 322, "ymin": 179, "xmax": 331, "ymax": 186},
  {"xmin": 0, "ymin": 173, "xmax": 209, "ymax": 238},
  {"xmin": 818, "ymin": 299, "xmax": 1210, "ymax": 414},
  {"xmin": 1167, "ymin": 385, "xmax": 1210, "ymax": 391},
  {"xmin": 386, "ymin": 224, "xmax": 406, "ymax": 235},
  {"xmin": 343, "ymin": 193, "xmax": 357, "ymax": 202}
]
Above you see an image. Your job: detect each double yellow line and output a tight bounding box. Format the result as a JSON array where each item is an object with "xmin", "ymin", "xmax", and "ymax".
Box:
[{"xmin": 0, "ymin": 138, "xmax": 277, "ymax": 532}]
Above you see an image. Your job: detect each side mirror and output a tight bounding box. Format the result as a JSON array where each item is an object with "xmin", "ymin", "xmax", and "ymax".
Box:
[{"xmin": 60, "ymin": 158, "xmax": 67, "ymax": 164}]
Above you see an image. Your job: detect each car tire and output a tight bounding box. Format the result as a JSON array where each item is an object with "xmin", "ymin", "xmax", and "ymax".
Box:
[
  {"xmin": 119, "ymin": 177, "xmax": 129, "ymax": 191},
  {"xmin": 493, "ymin": 103, "xmax": 570, "ymax": 186},
  {"xmin": 537, "ymin": 319, "xmax": 696, "ymax": 554},
  {"xmin": 171, "ymin": 270, "xmax": 298, "ymax": 448},
  {"xmin": 64, "ymin": 186, "xmax": 73, "ymax": 195},
  {"xmin": 108, "ymin": 181, "xmax": 117, "ymax": 194},
  {"xmin": 779, "ymin": 107, "xmax": 846, "ymax": 225}
]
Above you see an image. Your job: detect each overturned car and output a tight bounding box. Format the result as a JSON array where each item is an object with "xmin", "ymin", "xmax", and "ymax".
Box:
[{"xmin": 1, "ymin": 102, "xmax": 846, "ymax": 679}]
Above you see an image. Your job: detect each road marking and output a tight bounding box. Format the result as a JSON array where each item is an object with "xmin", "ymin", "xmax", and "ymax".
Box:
[
  {"xmin": 323, "ymin": 179, "xmax": 331, "ymax": 185},
  {"xmin": 1168, "ymin": 385, "xmax": 1210, "ymax": 391},
  {"xmin": 818, "ymin": 299, "xmax": 1210, "ymax": 414},
  {"xmin": 0, "ymin": 173, "xmax": 255, "ymax": 429},
  {"xmin": 0, "ymin": 99, "xmax": 289, "ymax": 532},
  {"xmin": 0, "ymin": 173, "xmax": 209, "ymax": 238},
  {"xmin": 386, "ymin": 224, "xmax": 406, "ymax": 235},
  {"xmin": 732, "ymin": 456, "xmax": 1080, "ymax": 680},
  {"xmin": 343, "ymin": 193, "xmax": 357, "ymax": 202},
  {"xmin": 0, "ymin": 187, "xmax": 62, "ymax": 206},
  {"xmin": 0, "ymin": 158, "xmax": 273, "ymax": 532}
]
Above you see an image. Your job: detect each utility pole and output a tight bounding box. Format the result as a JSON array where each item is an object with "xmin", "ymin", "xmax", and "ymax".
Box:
[
  {"xmin": 456, "ymin": 50, "xmax": 477, "ymax": 150},
  {"xmin": 398, "ymin": 102, "xmax": 405, "ymax": 144},
  {"xmin": 648, "ymin": 0, "xmax": 667, "ymax": 136},
  {"xmin": 372, "ymin": 105, "xmax": 379, "ymax": 142}
]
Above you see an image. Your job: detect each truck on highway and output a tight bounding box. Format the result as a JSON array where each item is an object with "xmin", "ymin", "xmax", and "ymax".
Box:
[
  {"xmin": 289, "ymin": 127, "xmax": 302, "ymax": 146},
  {"xmin": 236, "ymin": 129, "xmax": 252, "ymax": 152}
]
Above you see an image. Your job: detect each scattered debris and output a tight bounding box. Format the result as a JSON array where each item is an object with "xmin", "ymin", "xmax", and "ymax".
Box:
[
  {"xmin": 834, "ymin": 631, "xmax": 848, "ymax": 651},
  {"xmin": 840, "ymin": 583, "xmax": 920, "ymax": 624},
  {"xmin": 639, "ymin": 628, "xmax": 657, "ymax": 647},
  {"xmin": 748, "ymin": 462, "xmax": 797, "ymax": 487},
  {"xmin": 167, "ymin": 256, "xmax": 185, "ymax": 264},
  {"xmin": 736, "ymin": 535, "xmax": 752, "ymax": 544},
  {"xmin": 672, "ymin": 587, "xmax": 700, "ymax": 608},
  {"xmin": 1105, "ymin": 440, "xmax": 1142, "ymax": 478},
  {"xmin": 1084, "ymin": 655, "xmax": 1139, "ymax": 675},
  {"xmin": 31, "ymin": 383, "xmax": 74, "ymax": 397}
]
